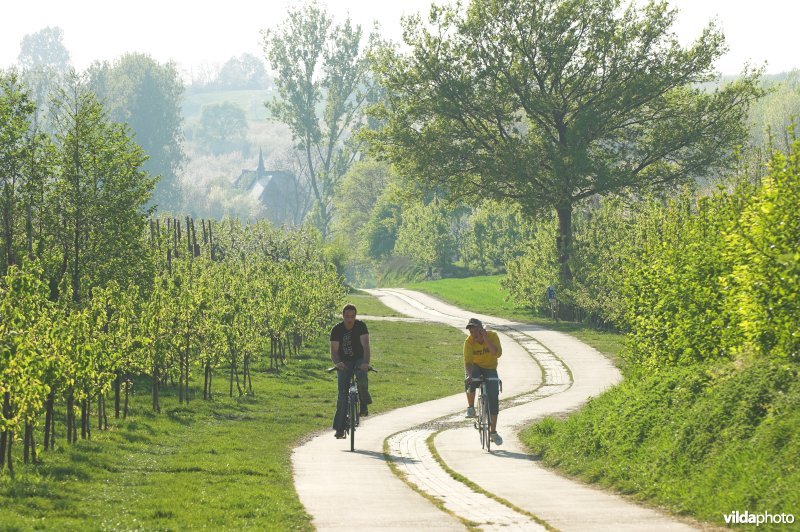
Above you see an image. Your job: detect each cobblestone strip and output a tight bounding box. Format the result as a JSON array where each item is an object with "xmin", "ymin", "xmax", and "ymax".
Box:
[
  {"xmin": 496, "ymin": 327, "xmax": 572, "ymax": 411},
  {"xmin": 385, "ymin": 327, "xmax": 572, "ymax": 531},
  {"xmin": 387, "ymin": 429, "xmax": 543, "ymax": 531}
]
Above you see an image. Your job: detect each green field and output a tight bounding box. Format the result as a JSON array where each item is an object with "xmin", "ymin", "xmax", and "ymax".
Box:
[
  {"xmin": 406, "ymin": 275, "xmax": 625, "ymax": 361},
  {"xmin": 0, "ymin": 319, "xmax": 465, "ymax": 530}
]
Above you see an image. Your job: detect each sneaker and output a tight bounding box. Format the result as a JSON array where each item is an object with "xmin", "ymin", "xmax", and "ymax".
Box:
[
  {"xmin": 465, "ymin": 406, "xmax": 476, "ymax": 418},
  {"xmin": 360, "ymin": 406, "xmax": 369, "ymax": 417},
  {"xmin": 490, "ymin": 432, "xmax": 503, "ymax": 445},
  {"xmin": 334, "ymin": 430, "xmax": 346, "ymax": 439}
]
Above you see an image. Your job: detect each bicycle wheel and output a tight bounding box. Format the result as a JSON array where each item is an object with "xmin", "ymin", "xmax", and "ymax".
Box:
[
  {"xmin": 485, "ymin": 406, "xmax": 493, "ymax": 452},
  {"xmin": 349, "ymin": 394, "xmax": 358, "ymax": 451},
  {"xmin": 477, "ymin": 395, "xmax": 486, "ymax": 449}
]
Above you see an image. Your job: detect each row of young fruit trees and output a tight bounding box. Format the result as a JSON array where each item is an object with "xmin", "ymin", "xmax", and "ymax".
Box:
[{"xmin": 0, "ymin": 216, "xmax": 345, "ymax": 473}]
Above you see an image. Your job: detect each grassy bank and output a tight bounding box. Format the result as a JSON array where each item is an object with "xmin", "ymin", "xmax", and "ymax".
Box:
[
  {"xmin": 521, "ymin": 360, "xmax": 800, "ymax": 529},
  {"xmin": 0, "ymin": 319, "xmax": 465, "ymax": 530}
]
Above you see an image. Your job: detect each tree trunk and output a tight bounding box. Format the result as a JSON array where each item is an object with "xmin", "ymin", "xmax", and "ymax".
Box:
[
  {"xmin": 0, "ymin": 392, "xmax": 9, "ymax": 469},
  {"xmin": 114, "ymin": 374, "xmax": 121, "ymax": 418},
  {"xmin": 29, "ymin": 422, "xmax": 36, "ymax": 464},
  {"xmin": 44, "ymin": 391, "xmax": 54, "ymax": 450},
  {"xmin": 152, "ymin": 361, "xmax": 161, "ymax": 413},
  {"xmin": 123, "ymin": 380, "xmax": 130, "ymax": 419},
  {"xmin": 5, "ymin": 428, "xmax": 13, "ymax": 474},
  {"xmin": 23, "ymin": 422, "xmax": 36, "ymax": 464},
  {"xmin": 556, "ymin": 202, "xmax": 574, "ymax": 283},
  {"xmin": 80, "ymin": 399, "xmax": 87, "ymax": 440},
  {"xmin": 66, "ymin": 388, "xmax": 75, "ymax": 444}
]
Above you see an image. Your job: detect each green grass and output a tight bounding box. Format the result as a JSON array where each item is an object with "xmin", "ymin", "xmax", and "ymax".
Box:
[
  {"xmin": 0, "ymin": 319, "xmax": 465, "ymax": 530},
  {"xmin": 345, "ymin": 290, "xmax": 404, "ymax": 317},
  {"xmin": 520, "ymin": 360, "xmax": 800, "ymax": 529},
  {"xmin": 405, "ymin": 275, "xmax": 625, "ymax": 362}
]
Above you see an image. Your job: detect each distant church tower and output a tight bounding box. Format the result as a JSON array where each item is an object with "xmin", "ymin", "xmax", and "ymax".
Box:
[{"xmin": 256, "ymin": 147, "xmax": 266, "ymax": 178}]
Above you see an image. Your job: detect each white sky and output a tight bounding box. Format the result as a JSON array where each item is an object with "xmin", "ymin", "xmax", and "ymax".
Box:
[{"xmin": 1, "ymin": 0, "xmax": 798, "ymax": 78}]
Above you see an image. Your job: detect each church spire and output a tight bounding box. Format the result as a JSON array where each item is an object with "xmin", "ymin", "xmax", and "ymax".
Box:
[{"xmin": 257, "ymin": 147, "xmax": 265, "ymax": 178}]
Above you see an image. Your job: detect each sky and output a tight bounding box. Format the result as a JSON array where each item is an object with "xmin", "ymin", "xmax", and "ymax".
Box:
[{"xmin": 2, "ymin": 0, "xmax": 798, "ymax": 79}]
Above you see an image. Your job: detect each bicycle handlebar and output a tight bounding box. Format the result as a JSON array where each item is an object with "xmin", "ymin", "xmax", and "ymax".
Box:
[{"xmin": 326, "ymin": 366, "xmax": 377, "ymax": 373}]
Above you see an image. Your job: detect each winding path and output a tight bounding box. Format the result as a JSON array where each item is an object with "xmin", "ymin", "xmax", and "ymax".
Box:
[{"xmin": 292, "ymin": 289, "xmax": 698, "ymax": 530}]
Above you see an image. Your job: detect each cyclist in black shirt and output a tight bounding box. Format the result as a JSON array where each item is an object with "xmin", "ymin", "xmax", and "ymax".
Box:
[{"xmin": 330, "ymin": 304, "xmax": 372, "ymax": 438}]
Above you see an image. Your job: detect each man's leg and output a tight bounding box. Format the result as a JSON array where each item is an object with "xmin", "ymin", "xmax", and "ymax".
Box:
[
  {"xmin": 356, "ymin": 363, "xmax": 371, "ymax": 415},
  {"xmin": 333, "ymin": 363, "xmax": 353, "ymax": 435},
  {"xmin": 483, "ymin": 369, "xmax": 501, "ymax": 435}
]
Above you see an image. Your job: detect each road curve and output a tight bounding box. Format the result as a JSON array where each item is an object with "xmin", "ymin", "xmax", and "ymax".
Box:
[{"xmin": 291, "ymin": 288, "xmax": 698, "ymax": 531}]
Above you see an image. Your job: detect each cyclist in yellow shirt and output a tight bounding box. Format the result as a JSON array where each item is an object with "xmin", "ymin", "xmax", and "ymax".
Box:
[{"xmin": 463, "ymin": 318, "xmax": 503, "ymax": 445}]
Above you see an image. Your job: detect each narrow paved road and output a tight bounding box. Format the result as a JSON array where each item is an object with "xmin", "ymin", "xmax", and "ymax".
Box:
[{"xmin": 292, "ymin": 288, "xmax": 698, "ymax": 530}]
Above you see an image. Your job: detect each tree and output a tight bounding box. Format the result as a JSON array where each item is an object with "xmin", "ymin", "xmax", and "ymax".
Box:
[
  {"xmin": 215, "ymin": 53, "xmax": 270, "ymax": 89},
  {"xmin": 394, "ymin": 196, "xmax": 458, "ymax": 271},
  {"xmin": 17, "ymin": 26, "xmax": 71, "ymax": 73},
  {"xmin": 0, "ymin": 72, "xmax": 37, "ymax": 272},
  {"xmin": 50, "ymin": 72, "xmax": 155, "ymax": 303},
  {"xmin": 368, "ymin": 0, "xmax": 763, "ymax": 282},
  {"xmin": 195, "ymin": 102, "xmax": 249, "ymax": 155},
  {"xmin": 262, "ymin": 1, "xmax": 376, "ymax": 240},
  {"xmin": 332, "ymin": 159, "xmax": 392, "ymax": 245},
  {"xmin": 88, "ymin": 53, "xmax": 185, "ymax": 213},
  {"xmin": 17, "ymin": 26, "xmax": 71, "ymax": 134}
]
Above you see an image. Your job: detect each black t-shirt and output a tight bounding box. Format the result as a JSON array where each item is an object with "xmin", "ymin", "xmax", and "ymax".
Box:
[{"xmin": 329, "ymin": 320, "xmax": 368, "ymax": 361}]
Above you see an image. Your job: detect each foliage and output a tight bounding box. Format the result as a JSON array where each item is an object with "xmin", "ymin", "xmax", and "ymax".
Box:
[
  {"xmin": 503, "ymin": 212, "xmax": 559, "ymax": 312},
  {"xmin": 361, "ymin": 191, "xmax": 403, "ymax": 260},
  {"xmin": 50, "ymin": 72, "xmax": 156, "ymax": 302},
  {"xmin": 748, "ymin": 70, "xmax": 800, "ymax": 150},
  {"xmin": 195, "ymin": 101, "xmax": 249, "ymax": 155},
  {"xmin": 332, "ymin": 159, "xmax": 393, "ymax": 245},
  {"xmin": 518, "ymin": 138, "xmax": 800, "ymax": 528},
  {"xmin": 623, "ymin": 192, "xmax": 736, "ymax": 366},
  {"xmin": 394, "ymin": 197, "xmax": 458, "ymax": 270},
  {"xmin": 17, "ymin": 26, "xmax": 71, "ymax": 72},
  {"xmin": 460, "ymin": 201, "xmax": 532, "ymax": 274},
  {"xmin": 724, "ymin": 138, "xmax": 800, "ymax": 362},
  {"xmin": 0, "ymin": 71, "xmax": 45, "ymax": 274},
  {"xmin": 88, "ymin": 53, "xmax": 185, "ymax": 212},
  {"xmin": 213, "ymin": 53, "xmax": 271, "ymax": 90},
  {"xmin": 367, "ymin": 0, "xmax": 762, "ymax": 283},
  {"xmin": 262, "ymin": 0, "xmax": 377, "ymax": 239}
]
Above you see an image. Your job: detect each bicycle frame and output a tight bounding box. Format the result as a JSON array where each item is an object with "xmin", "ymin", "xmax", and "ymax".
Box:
[{"xmin": 328, "ymin": 365, "xmax": 376, "ymax": 451}]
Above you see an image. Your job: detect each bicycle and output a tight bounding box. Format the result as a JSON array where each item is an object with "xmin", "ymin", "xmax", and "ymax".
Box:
[
  {"xmin": 467, "ymin": 376, "xmax": 502, "ymax": 452},
  {"xmin": 328, "ymin": 365, "xmax": 376, "ymax": 451}
]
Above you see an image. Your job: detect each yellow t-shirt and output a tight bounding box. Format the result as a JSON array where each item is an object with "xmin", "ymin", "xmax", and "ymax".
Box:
[{"xmin": 463, "ymin": 330, "xmax": 502, "ymax": 369}]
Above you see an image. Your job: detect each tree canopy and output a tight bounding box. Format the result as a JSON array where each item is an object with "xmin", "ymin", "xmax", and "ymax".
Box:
[
  {"xmin": 262, "ymin": 0, "xmax": 376, "ymax": 240},
  {"xmin": 367, "ymin": 0, "xmax": 763, "ymax": 282},
  {"xmin": 88, "ymin": 53, "xmax": 185, "ymax": 213}
]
